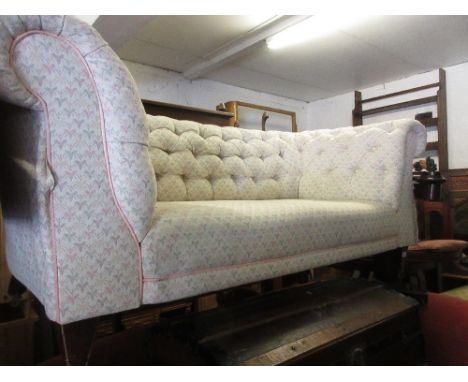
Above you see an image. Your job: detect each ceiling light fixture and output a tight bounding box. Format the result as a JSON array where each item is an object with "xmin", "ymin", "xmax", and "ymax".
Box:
[{"xmin": 266, "ymin": 15, "xmax": 370, "ymax": 50}]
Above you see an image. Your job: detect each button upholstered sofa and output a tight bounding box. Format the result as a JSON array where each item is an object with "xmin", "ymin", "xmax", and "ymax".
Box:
[{"xmin": 0, "ymin": 16, "xmax": 427, "ymax": 326}]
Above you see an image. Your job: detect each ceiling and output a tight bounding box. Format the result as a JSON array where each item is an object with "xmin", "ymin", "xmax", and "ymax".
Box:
[{"xmin": 95, "ymin": 15, "xmax": 468, "ymax": 102}]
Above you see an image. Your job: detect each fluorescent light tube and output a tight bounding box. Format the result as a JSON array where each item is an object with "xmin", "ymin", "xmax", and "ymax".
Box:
[{"xmin": 267, "ymin": 15, "xmax": 370, "ymax": 50}]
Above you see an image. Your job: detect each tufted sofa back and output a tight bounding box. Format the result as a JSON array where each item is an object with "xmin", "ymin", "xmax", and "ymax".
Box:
[
  {"xmin": 148, "ymin": 115, "xmax": 303, "ymax": 201},
  {"xmin": 148, "ymin": 115, "xmax": 426, "ymax": 208}
]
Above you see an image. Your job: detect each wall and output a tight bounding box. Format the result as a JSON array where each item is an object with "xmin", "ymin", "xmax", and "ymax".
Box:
[
  {"xmin": 75, "ymin": 15, "xmax": 99, "ymax": 25},
  {"xmin": 123, "ymin": 61, "xmax": 309, "ymax": 132},
  {"xmin": 306, "ymin": 62, "xmax": 468, "ymax": 170}
]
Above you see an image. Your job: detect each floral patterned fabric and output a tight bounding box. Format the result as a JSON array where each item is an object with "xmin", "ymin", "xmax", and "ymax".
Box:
[
  {"xmin": 142, "ymin": 116, "xmax": 425, "ymax": 305},
  {"xmin": 142, "ymin": 199, "xmax": 400, "ymax": 303},
  {"xmin": 299, "ymin": 119, "xmax": 426, "ymax": 210},
  {"xmin": 142, "ymin": 201, "xmax": 401, "ymax": 304},
  {"xmin": 0, "ymin": 16, "xmax": 155, "ymax": 324},
  {"xmin": 148, "ymin": 116, "xmax": 425, "ymax": 210},
  {"xmin": 0, "ymin": 16, "xmax": 426, "ymax": 324}
]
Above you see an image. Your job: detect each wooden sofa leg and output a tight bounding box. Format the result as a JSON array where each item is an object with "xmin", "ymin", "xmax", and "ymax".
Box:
[{"xmin": 61, "ymin": 318, "xmax": 96, "ymax": 365}]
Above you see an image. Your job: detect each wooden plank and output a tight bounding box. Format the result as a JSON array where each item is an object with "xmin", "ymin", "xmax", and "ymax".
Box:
[
  {"xmin": 360, "ymin": 96, "xmax": 438, "ymax": 117},
  {"xmin": 0, "ymin": 210, "xmax": 10, "ymax": 304},
  {"xmin": 437, "ymin": 68, "xmax": 449, "ymax": 172},
  {"xmin": 224, "ymin": 101, "xmax": 238, "ymax": 127},
  {"xmin": 361, "ymin": 82, "xmax": 439, "ymax": 104},
  {"xmin": 352, "ymin": 91, "xmax": 363, "ymax": 126},
  {"xmin": 211, "ymin": 288, "xmax": 415, "ymax": 365},
  {"xmin": 142, "ymin": 99, "xmax": 233, "ymax": 118},
  {"xmin": 243, "ymin": 299, "xmax": 412, "ymax": 366},
  {"xmin": 186, "ymin": 280, "xmax": 382, "ymax": 344},
  {"xmin": 232, "ymin": 100, "xmax": 297, "ymax": 119},
  {"xmin": 447, "ymin": 169, "xmax": 468, "ymax": 177},
  {"xmin": 170, "ymin": 279, "xmax": 418, "ymax": 365},
  {"xmin": 225, "ymin": 100, "xmax": 298, "ymax": 132},
  {"xmin": 142, "ymin": 99, "xmax": 234, "ymax": 127}
]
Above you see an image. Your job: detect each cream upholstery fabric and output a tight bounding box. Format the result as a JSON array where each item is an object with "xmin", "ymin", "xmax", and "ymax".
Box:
[
  {"xmin": 140, "ymin": 116, "xmax": 425, "ymax": 305},
  {"xmin": 148, "ymin": 116, "xmax": 425, "ymax": 210},
  {"xmin": 0, "ymin": 15, "xmax": 426, "ymax": 325},
  {"xmin": 142, "ymin": 199, "xmax": 400, "ymax": 303},
  {"xmin": 299, "ymin": 119, "xmax": 426, "ymax": 210},
  {"xmin": 0, "ymin": 16, "xmax": 154, "ymax": 324},
  {"xmin": 148, "ymin": 116, "xmax": 302, "ymax": 201}
]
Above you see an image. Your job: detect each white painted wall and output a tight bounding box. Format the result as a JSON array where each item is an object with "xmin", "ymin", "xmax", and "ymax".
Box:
[
  {"xmin": 74, "ymin": 15, "xmax": 99, "ymax": 25},
  {"xmin": 306, "ymin": 62, "xmax": 468, "ymax": 170},
  {"xmin": 123, "ymin": 61, "xmax": 309, "ymax": 131}
]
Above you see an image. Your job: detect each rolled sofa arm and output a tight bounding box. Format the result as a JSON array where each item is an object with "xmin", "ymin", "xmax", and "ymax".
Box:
[
  {"xmin": 0, "ymin": 16, "xmax": 156, "ymax": 323},
  {"xmin": 299, "ymin": 119, "xmax": 426, "ymax": 210}
]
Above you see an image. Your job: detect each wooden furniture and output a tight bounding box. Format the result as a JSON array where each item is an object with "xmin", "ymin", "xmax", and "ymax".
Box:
[
  {"xmin": 223, "ymin": 100, "xmax": 298, "ymax": 131},
  {"xmin": 142, "ymin": 99, "xmax": 305, "ymax": 297},
  {"xmin": 415, "ymin": 200, "xmax": 451, "ymax": 240},
  {"xmin": 353, "ymin": 68, "xmax": 448, "ymax": 171},
  {"xmin": 405, "ymin": 176, "xmax": 468, "ymax": 292},
  {"xmin": 406, "ymin": 240, "xmax": 468, "ymax": 292},
  {"xmin": 351, "ymin": 70, "xmax": 468, "ymax": 293},
  {"xmin": 0, "ymin": 211, "xmax": 10, "ymax": 304},
  {"xmin": 406, "ymin": 173, "xmax": 468, "ymax": 293},
  {"xmin": 353, "ymin": 69, "xmax": 463, "ymax": 240},
  {"xmin": 0, "ymin": 297, "xmax": 38, "ymax": 365},
  {"xmin": 145, "ymin": 279, "xmax": 423, "ymax": 365},
  {"xmin": 447, "ymin": 169, "xmax": 468, "ymax": 211},
  {"xmin": 142, "ymin": 99, "xmax": 234, "ymax": 126},
  {"xmin": 440, "ymin": 170, "xmax": 468, "ymax": 284},
  {"xmin": 353, "ymin": 69, "xmax": 468, "ymax": 244},
  {"xmin": 413, "ymin": 171, "xmax": 450, "ymax": 240}
]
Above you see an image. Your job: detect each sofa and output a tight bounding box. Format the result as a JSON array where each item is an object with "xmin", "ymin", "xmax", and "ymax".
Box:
[{"xmin": 0, "ymin": 16, "xmax": 427, "ymax": 325}]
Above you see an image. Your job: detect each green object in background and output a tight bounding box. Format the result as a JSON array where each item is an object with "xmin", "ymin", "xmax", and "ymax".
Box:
[{"xmin": 444, "ymin": 285, "xmax": 468, "ymax": 301}]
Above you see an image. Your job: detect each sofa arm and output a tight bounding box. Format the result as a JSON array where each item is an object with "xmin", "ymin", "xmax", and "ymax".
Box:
[
  {"xmin": 0, "ymin": 16, "xmax": 156, "ymax": 323},
  {"xmin": 298, "ymin": 119, "xmax": 426, "ymax": 210}
]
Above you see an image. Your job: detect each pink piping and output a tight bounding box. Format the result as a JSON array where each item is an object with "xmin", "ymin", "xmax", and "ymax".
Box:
[
  {"xmin": 143, "ymin": 235, "xmax": 400, "ymax": 283},
  {"xmin": 10, "ymin": 30, "xmax": 144, "ymax": 322}
]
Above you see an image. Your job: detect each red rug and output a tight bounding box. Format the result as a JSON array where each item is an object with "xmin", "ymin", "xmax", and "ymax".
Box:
[{"xmin": 419, "ymin": 292, "xmax": 468, "ymax": 365}]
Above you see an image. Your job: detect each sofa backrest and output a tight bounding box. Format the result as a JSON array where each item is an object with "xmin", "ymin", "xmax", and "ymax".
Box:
[
  {"xmin": 148, "ymin": 115, "xmax": 426, "ymax": 209},
  {"xmin": 147, "ymin": 115, "xmax": 304, "ymax": 201}
]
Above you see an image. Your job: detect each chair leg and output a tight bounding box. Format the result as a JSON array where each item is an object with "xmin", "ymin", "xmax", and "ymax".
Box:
[{"xmin": 60, "ymin": 318, "xmax": 97, "ymax": 365}]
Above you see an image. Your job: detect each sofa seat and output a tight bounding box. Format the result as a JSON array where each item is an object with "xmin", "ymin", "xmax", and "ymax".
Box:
[{"xmin": 141, "ymin": 199, "xmax": 401, "ymax": 304}]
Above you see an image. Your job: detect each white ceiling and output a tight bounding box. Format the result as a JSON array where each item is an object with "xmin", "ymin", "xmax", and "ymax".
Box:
[{"xmin": 107, "ymin": 15, "xmax": 468, "ymax": 102}]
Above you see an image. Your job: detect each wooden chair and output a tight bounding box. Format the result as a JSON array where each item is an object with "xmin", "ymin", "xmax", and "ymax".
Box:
[{"xmin": 406, "ymin": 240, "xmax": 468, "ymax": 292}]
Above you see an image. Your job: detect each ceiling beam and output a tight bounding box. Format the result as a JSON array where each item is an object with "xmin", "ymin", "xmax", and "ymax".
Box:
[
  {"xmin": 182, "ymin": 15, "xmax": 310, "ymax": 80},
  {"xmin": 93, "ymin": 15, "xmax": 155, "ymax": 51}
]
